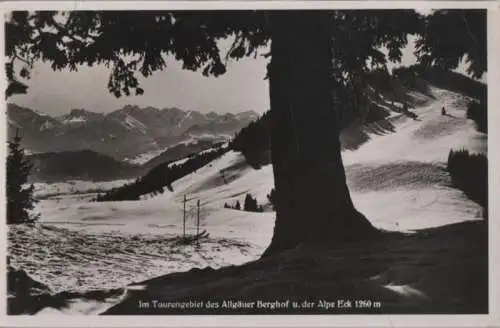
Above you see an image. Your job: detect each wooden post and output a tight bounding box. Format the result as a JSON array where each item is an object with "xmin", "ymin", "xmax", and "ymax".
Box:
[
  {"xmin": 182, "ymin": 195, "xmax": 186, "ymax": 239},
  {"xmin": 196, "ymin": 199, "xmax": 200, "ymax": 236}
]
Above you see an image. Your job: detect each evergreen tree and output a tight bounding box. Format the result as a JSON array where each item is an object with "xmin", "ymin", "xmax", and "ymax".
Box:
[
  {"xmin": 267, "ymin": 188, "xmax": 276, "ymax": 210},
  {"xmin": 253, "ymin": 196, "xmax": 258, "ymax": 212},
  {"xmin": 234, "ymin": 200, "xmax": 241, "ymax": 210},
  {"xmin": 244, "ymin": 193, "xmax": 259, "ymax": 212},
  {"xmin": 244, "ymin": 194, "xmax": 252, "ymax": 211},
  {"xmin": 6, "ymin": 131, "xmax": 38, "ymax": 224}
]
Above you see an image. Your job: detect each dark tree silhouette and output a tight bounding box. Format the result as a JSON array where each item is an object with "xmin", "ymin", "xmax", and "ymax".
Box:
[
  {"xmin": 267, "ymin": 188, "xmax": 276, "ymax": 210},
  {"xmin": 6, "ymin": 131, "xmax": 39, "ymax": 224},
  {"xmin": 244, "ymin": 193, "xmax": 259, "ymax": 212},
  {"xmin": 447, "ymin": 149, "xmax": 487, "ymax": 211},
  {"xmin": 6, "ymin": 10, "xmax": 427, "ymax": 255},
  {"xmin": 231, "ymin": 110, "xmax": 272, "ymax": 168},
  {"xmin": 416, "ymin": 9, "xmax": 487, "ymax": 79}
]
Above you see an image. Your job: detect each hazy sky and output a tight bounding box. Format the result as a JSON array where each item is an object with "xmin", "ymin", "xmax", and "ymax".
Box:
[
  {"xmin": 9, "ymin": 34, "xmax": 469, "ymax": 116},
  {"xmin": 11, "ymin": 49, "xmax": 270, "ymax": 116}
]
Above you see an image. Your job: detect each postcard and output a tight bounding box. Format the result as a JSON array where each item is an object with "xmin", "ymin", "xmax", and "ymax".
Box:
[{"xmin": 1, "ymin": 1, "xmax": 498, "ymax": 327}]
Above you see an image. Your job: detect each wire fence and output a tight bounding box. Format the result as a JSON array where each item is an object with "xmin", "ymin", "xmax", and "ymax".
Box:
[{"xmin": 180, "ymin": 195, "xmax": 211, "ymax": 242}]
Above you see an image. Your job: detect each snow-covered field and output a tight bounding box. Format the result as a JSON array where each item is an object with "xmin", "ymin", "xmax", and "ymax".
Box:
[
  {"xmin": 7, "ymin": 86, "xmax": 486, "ymax": 313},
  {"xmin": 32, "ymin": 179, "xmax": 135, "ymax": 199},
  {"xmin": 122, "ymin": 135, "xmax": 230, "ymax": 165},
  {"xmin": 123, "ymin": 147, "xmax": 171, "ymax": 165}
]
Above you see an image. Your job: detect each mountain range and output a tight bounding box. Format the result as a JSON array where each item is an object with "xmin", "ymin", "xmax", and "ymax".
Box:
[{"xmin": 7, "ymin": 103, "xmax": 259, "ymax": 160}]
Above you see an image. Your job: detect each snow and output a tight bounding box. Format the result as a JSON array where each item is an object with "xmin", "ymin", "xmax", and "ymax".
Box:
[
  {"xmin": 31, "ymin": 179, "xmax": 135, "ymax": 199},
  {"xmin": 121, "ymin": 114, "xmax": 147, "ymax": 133},
  {"xmin": 122, "ymin": 139, "xmax": 229, "ymax": 166},
  {"xmin": 39, "ymin": 120, "xmax": 54, "ymax": 131},
  {"xmin": 63, "ymin": 116, "xmax": 86, "ymax": 124},
  {"xmin": 32, "ymin": 150, "xmax": 273, "ymax": 246},
  {"xmin": 235, "ymin": 111, "xmax": 259, "ymax": 121},
  {"xmin": 342, "ymin": 89, "xmax": 486, "ymax": 165},
  {"xmin": 37, "ymin": 294, "xmax": 126, "ymax": 315},
  {"xmin": 32, "ymin": 109, "xmax": 46, "ymax": 116},
  {"xmin": 181, "ymin": 134, "xmax": 230, "ymax": 145},
  {"xmin": 176, "ymin": 110, "xmax": 193, "ymax": 128},
  {"xmin": 7, "ymin": 86, "xmax": 487, "ymax": 314},
  {"xmin": 342, "ymin": 87, "xmax": 485, "ymax": 231},
  {"xmin": 157, "ymin": 143, "xmax": 230, "ymax": 168},
  {"xmin": 8, "ymin": 223, "xmax": 264, "ymax": 296},
  {"xmin": 123, "ymin": 147, "xmax": 170, "ymax": 165},
  {"xmin": 383, "ymin": 284, "xmax": 428, "ymax": 298}
]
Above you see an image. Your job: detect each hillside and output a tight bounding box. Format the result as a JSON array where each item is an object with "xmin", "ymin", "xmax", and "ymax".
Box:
[
  {"xmin": 7, "ymin": 103, "xmax": 258, "ymax": 160},
  {"xmin": 27, "ymin": 150, "xmax": 139, "ymax": 183},
  {"xmin": 139, "ymin": 139, "xmax": 221, "ymax": 172},
  {"xmin": 24, "ymin": 139, "xmax": 230, "ymax": 183},
  {"xmin": 7, "ymin": 75, "xmax": 488, "ymax": 314},
  {"xmin": 95, "ymin": 145, "xmax": 229, "ymax": 202},
  {"xmin": 230, "ymin": 66, "xmax": 486, "ymax": 167}
]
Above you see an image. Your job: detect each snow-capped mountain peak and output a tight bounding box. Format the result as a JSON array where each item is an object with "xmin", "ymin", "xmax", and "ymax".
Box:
[
  {"xmin": 58, "ymin": 108, "xmax": 104, "ymax": 125},
  {"xmin": 235, "ymin": 110, "xmax": 260, "ymax": 121},
  {"xmin": 122, "ymin": 114, "xmax": 148, "ymax": 133},
  {"xmin": 7, "ymin": 103, "xmax": 260, "ymax": 160}
]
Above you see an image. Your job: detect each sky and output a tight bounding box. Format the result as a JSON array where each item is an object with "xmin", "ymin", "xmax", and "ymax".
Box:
[
  {"xmin": 9, "ymin": 34, "xmax": 470, "ymax": 117},
  {"xmin": 10, "ymin": 50, "xmax": 270, "ymax": 116}
]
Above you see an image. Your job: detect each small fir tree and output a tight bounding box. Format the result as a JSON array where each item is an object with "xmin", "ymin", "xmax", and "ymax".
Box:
[
  {"xmin": 244, "ymin": 193, "xmax": 259, "ymax": 212},
  {"xmin": 244, "ymin": 194, "xmax": 251, "ymax": 211},
  {"xmin": 6, "ymin": 131, "xmax": 39, "ymax": 224}
]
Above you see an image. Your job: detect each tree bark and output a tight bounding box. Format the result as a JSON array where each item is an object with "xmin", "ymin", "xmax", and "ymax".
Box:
[{"xmin": 263, "ymin": 12, "xmax": 378, "ymax": 256}]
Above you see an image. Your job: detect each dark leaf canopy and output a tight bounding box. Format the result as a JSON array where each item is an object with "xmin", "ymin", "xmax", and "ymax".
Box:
[
  {"xmin": 6, "ymin": 10, "xmax": 424, "ymax": 98},
  {"xmin": 415, "ymin": 9, "xmax": 487, "ymax": 79}
]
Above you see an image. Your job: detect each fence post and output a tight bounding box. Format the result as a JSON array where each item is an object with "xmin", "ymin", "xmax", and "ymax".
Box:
[
  {"xmin": 196, "ymin": 199, "xmax": 200, "ymax": 236},
  {"xmin": 182, "ymin": 194, "xmax": 186, "ymax": 239}
]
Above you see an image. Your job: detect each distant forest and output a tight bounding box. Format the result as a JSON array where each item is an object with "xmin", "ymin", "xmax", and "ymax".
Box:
[
  {"xmin": 95, "ymin": 145, "xmax": 228, "ymax": 201},
  {"xmin": 27, "ymin": 139, "xmax": 220, "ymax": 183}
]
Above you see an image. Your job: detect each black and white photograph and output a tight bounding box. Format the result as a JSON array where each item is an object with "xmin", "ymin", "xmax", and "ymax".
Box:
[{"xmin": 1, "ymin": 1, "xmax": 497, "ymax": 324}]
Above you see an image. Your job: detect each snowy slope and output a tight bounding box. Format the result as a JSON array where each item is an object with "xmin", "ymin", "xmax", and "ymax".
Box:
[
  {"xmin": 123, "ymin": 147, "xmax": 170, "ymax": 165},
  {"xmin": 8, "ymin": 86, "xmax": 486, "ymax": 306},
  {"xmin": 137, "ymin": 85, "xmax": 485, "ymax": 233},
  {"xmin": 343, "ymin": 87, "xmax": 486, "ymax": 231},
  {"xmin": 32, "ymin": 179, "xmax": 135, "ymax": 198},
  {"xmin": 33, "ymin": 151, "xmax": 274, "ymax": 247}
]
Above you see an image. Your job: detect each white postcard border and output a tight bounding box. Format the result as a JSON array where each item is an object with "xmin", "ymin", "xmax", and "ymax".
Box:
[{"xmin": 0, "ymin": 1, "xmax": 498, "ymax": 327}]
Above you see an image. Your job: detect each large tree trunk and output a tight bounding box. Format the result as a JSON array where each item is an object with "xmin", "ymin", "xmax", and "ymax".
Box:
[{"xmin": 263, "ymin": 12, "xmax": 378, "ymax": 256}]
